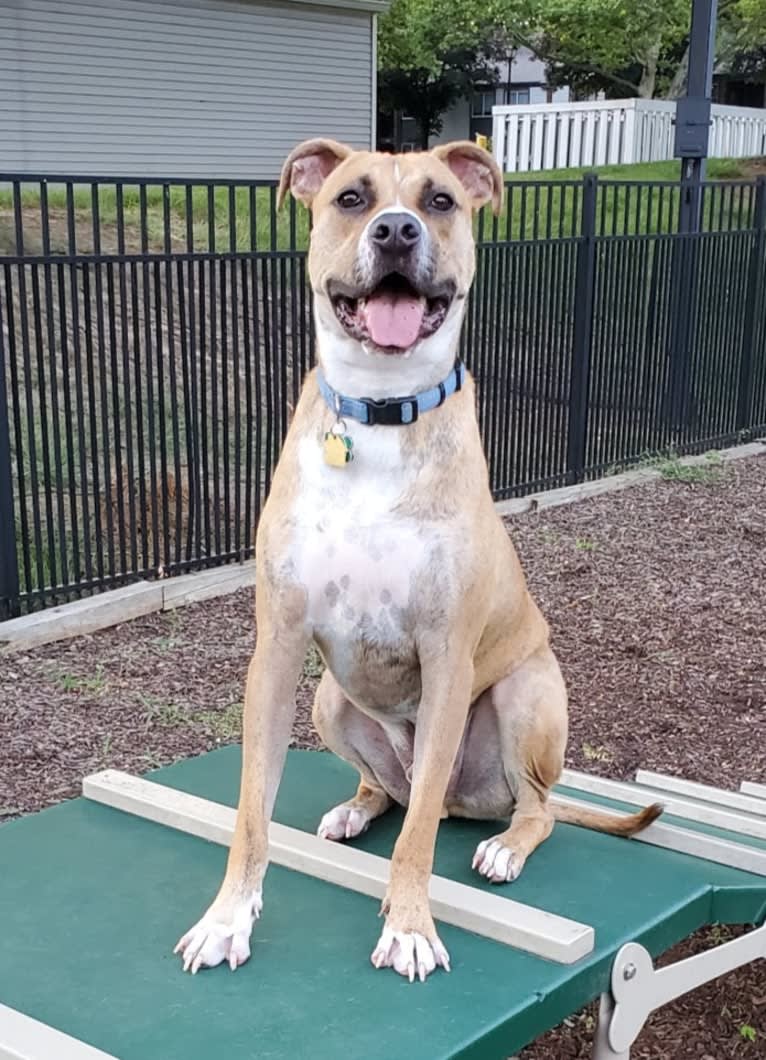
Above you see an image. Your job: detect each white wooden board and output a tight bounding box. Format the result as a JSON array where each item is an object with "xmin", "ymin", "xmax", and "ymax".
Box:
[
  {"xmin": 82, "ymin": 770, "xmax": 594, "ymax": 965},
  {"xmin": 550, "ymin": 794, "xmax": 766, "ymax": 877},
  {"xmin": 635, "ymin": 770, "xmax": 766, "ymax": 818},
  {"xmin": 560, "ymin": 769, "xmax": 766, "ymax": 842},
  {"xmin": 0, "ymin": 1004, "xmax": 118, "ymax": 1060}
]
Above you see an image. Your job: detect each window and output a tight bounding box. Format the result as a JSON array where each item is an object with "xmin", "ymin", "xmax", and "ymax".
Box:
[
  {"xmin": 471, "ymin": 88, "xmax": 497, "ymax": 117},
  {"xmin": 504, "ymin": 87, "xmax": 531, "ymax": 105}
]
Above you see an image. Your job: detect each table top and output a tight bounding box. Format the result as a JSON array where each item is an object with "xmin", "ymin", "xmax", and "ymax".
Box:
[{"xmin": 1, "ymin": 748, "xmax": 764, "ymax": 1060}]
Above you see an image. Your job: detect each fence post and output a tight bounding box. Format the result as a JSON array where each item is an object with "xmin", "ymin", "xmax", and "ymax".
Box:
[
  {"xmin": 566, "ymin": 173, "xmax": 598, "ymax": 485},
  {"xmin": 492, "ymin": 109, "xmax": 507, "ymax": 173},
  {"xmin": 665, "ymin": 180, "xmax": 702, "ymax": 433},
  {"xmin": 0, "ymin": 324, "xmax": 20, "ymax": 621},
  {"xmin": 737, "ymin": 175, "xmax": 766, "ymax": 431}
]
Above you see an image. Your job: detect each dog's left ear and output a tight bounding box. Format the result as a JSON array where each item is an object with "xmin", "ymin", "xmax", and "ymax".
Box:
[
  {"xmin": 278, "ymin": 139, "xmax": 354, "ymax": 209},
  {"xmin": 431, "ymin": 142, "xmax": 504, "ymax": 216}
]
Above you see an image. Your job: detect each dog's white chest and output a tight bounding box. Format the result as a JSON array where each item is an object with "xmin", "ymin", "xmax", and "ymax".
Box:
[{"xmin": 292, "ymin": 429, "xmax": 430, "ymax": 627}]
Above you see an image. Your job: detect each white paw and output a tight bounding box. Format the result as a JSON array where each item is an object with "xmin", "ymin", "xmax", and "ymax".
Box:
[
  {"xmin": 174, "ymin": 891, "xmax": 262, "ymax": 974},
  {"xmin": 370, "ymin": 926, "xmax": 450, "ymax": 982},
  {"xmin": 317, "ymin": 803, "xmax": 372, "ymax": 841},
  {"xmin": 472, "ymin": 837, "xmax": 524, "ymax": 883}
]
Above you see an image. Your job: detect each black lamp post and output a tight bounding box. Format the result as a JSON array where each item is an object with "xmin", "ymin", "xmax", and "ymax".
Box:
[
  {"xmin": 674, "ymin": 0, "xmax": 719, "ymax": 231},
  {"xmin": 666, "ymin": 0, "xmax": 720, "ymax": 428}
]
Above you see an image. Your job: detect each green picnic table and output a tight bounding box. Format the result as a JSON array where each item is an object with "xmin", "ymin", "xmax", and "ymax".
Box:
[{"xmin": 1, "ymin": 748, "xmax": 764, "ymax": 1059}]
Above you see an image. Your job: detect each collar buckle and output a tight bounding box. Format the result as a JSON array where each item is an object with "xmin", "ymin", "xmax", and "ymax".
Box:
[{"xmin": 363, "ymin": 397, "xmax": 417, "ymax": 426}]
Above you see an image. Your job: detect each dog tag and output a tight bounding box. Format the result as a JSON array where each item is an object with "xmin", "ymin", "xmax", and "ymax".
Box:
[{"xmin": 323, "ymin": 428, "xmax": 354, "ymax": 467}]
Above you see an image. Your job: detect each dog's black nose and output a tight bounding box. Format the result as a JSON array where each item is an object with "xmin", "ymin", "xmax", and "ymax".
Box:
[{"xmin": 370, "ymin": 212, "xmax": 421, "ymax": 253}]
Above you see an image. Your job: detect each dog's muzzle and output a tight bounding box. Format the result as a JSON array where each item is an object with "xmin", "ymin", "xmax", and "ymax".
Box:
[{"xmin": 327, "ymin": 211, "xmax": 454, "ymax": 354}]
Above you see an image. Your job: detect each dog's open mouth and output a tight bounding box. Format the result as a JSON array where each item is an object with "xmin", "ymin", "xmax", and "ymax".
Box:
[{"xmin": 329, "ymin": 273, "xmax": 453, "ymax": 353}]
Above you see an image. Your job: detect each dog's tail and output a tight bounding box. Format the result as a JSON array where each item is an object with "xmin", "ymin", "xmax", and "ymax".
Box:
[{"xmin": 552, "ymin": 799, "xmax": 663, "ymax": 837}]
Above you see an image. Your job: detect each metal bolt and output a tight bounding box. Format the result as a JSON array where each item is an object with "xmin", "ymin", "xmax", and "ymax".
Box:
[{"xmin": 623, "ymin": 963, "xmax": 637, "ymax": 981}]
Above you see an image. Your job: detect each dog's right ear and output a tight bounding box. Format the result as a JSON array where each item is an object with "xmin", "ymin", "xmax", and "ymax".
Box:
[{"xmin": 277, "ymin": 139, "xmax": 354, "ymax": 209}]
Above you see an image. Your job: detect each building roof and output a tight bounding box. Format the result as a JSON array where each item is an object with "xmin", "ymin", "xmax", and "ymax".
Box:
[{"xmin": 283, "ymin": 0, "xmax": 389, "ymax": 11}]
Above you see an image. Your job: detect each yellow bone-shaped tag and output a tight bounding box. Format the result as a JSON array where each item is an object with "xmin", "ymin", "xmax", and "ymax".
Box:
[{"xmin": 323, "ymin": 431, "xmax": 354, "ymax": 467}]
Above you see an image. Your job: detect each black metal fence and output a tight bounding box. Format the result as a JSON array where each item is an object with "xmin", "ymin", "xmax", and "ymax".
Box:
[{"xmin": 1, "ymin": 172, "xmax": 765, "ymax": 618}]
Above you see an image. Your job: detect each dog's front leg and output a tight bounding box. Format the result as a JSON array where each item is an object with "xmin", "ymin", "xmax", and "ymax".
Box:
[
  {"xmin": 175, "ymin": 594, "xmax": 308, "ymax": 974},
  {"xmin": 372, "ymin": 641, "xmax": 474, "ymax": 982}
]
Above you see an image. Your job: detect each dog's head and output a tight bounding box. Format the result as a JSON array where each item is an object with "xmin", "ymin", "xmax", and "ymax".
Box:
[{"xmin": 278, "ymin": 140, "xmax": 503, "ymax": 395}]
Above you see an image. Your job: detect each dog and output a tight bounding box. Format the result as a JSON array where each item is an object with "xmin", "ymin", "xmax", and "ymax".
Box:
[{"xmin": 175, "ymin": 139, "xmax": 661, "ymax": 983}]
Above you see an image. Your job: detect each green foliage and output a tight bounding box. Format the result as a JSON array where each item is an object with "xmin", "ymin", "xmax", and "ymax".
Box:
[
  {"xmin": 377, "ymin": 0, "xmax": 766, "ymax": 123},
  {"xmin": 718, "ymin": 0, "xmax": 766, "ymax": 83},
  {"xmin": 734, "ymin": 0, "xmax": 766, "ymax": 43},
  {"xmin": 55, "ymin": 666, "xmax": 107, "ymax": 694},
  {"xmin": 378, "ymin": 0, "xmax": 519, "ymax": 74},
  {"xmin": 739, "ymin": 1023, "xmax": 758, "ymax": 1043},
  {"xmin": 377, "ymin": 0, "xmax": 531, "ymax": 144},
  {"xmin": 656, "ymin": 451, "xmax": 725, "ymax": 485},
  {"xmin": 529, "ymin": 0, "xmax": 689, "ymax": 97}
]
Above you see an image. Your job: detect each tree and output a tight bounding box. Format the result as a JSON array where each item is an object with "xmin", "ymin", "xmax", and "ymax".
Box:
[
  {"xmin": 508, "ymin": 0, "xmax": 690, "ymax": 99},
  {"xmin": 526, "ymin": 0, "xmax": 766, "ymax": 101},
  {"xmin": 734, "ymin": 0, "xmax": 766, "ymax": 40},
  {"xmin": 377, "ymin": 0, "xmax": 766, "ymax": 145},
  {"xmin": 377, "ymin": 0, "xmax": 517, "ymax": 148},
  {"xmin": 667, "ymin": 0, "xmax": 766, "ymax": 99}
]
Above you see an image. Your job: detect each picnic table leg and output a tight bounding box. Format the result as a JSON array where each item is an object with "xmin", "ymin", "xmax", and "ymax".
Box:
[{"xmin": 592, "ymin": 993, "xmax": 630, "ymax": 1059}]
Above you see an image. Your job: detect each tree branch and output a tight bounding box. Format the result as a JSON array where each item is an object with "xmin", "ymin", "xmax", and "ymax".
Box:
[{"xmin": 512, "ymin": 33, "xmax": 641, "ymax": 96}]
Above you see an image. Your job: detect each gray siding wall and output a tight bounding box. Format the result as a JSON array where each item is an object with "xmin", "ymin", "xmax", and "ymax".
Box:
[{"xmin": 0, "ymin": 0, "xmax": 374, "ymax": 177}]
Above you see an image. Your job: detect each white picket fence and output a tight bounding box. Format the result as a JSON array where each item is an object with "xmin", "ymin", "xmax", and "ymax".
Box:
[{"xmin": 492, "ymin": 98, "xmax": 766, "ymax": 173}]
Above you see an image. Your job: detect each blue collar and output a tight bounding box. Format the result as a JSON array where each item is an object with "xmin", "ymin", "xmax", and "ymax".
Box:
[{"xmin": 317, "ymin": 361, "xmax": 465, "ymax": 426}]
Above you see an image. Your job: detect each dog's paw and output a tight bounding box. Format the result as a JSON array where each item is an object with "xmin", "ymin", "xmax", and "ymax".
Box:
[
  {"xmin": 317, "ymin": 803, "xmax": 372, "ymax": 841},
  {"xmin": 174, "ymin": 890, "xmax": 262, "ymax": 974},
  {"xmin": 472, "ymin": 836, "xmax": 525, "ymax": 883},
  {"xmin": 370, "ymin": 926, "xmax": 450, "ymax": 982}
]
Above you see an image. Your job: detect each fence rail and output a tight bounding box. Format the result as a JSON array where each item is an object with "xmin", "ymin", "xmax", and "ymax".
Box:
[
  {"xmin": 492, "ymin": 98, "xmax": 766, "ymax": 174},
  {"xmin": 1, "ymin": 172, "xmax": 766, "ymax": 618}
]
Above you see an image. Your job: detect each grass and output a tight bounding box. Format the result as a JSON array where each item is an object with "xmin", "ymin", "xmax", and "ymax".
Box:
[
  {"xmin": 0, "ymin": 184, "xmax": 309, "ymax": 254},
  {"xmin": 196, "ymin": 702, "xmax": 243, "ymax": 742},
  {"xmin": 656, "ymin": 450, "xmax": 726, "ymax": 484},
  {"xmin": 604, "ymin": 445, "xmax": 736, "ymax": 483},
  {"xmin": 56, "ymin": 666, "xmax": 107, "ymax": 694},
  {"xmin": 505, "ymin": 158, "xmax": 755, "ymax": 184},
  {"xmin": 1, "ymin": 157, "xmax": 762, "ymax": 256},
  {"xmin": 138, "ymin": 691, "xmax": 243, "ymax": 742},
  {"xmin": 130, "ymin": 648, "xmax": 323, "ymax": 745},
  {"xmin": 151, "ymin": 609, "xmax": 187, "ymax": 654},
  {"xmin": 488, "ymin": 157, "xmax": 763, "ymax": 241},
  {"xmin": 139, "ymin": 694, "xmax": 192, "ymax": 728}
]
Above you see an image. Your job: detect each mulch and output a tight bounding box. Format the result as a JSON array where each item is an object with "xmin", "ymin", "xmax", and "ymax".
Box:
[{"xmin": 2, "ymin": 452, "xmax": 765, "ymax": 1057}]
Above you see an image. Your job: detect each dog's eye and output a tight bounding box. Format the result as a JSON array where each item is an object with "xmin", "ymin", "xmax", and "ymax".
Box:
[
  {"xmin": 337, "ymin": 189, "xmax": 363, "ymax": 210},
  {"xmin": 430, "ymin": 192, "xmax": 455, "ymax": 212}
]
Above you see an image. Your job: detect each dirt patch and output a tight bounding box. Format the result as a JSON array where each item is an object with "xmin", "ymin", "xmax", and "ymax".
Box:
[
  {"xmin": 1, "ymin": 453, "xmax": 765, "ymax": 1056},
  {"xmin": 741, "ymin": 156, "xmax": 766, "ymax": 180}
]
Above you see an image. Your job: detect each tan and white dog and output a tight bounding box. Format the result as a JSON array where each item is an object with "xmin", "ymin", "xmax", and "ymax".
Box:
[{"xmin": 175, "ymin": 140, "xmax": 660, "ymax": 983}]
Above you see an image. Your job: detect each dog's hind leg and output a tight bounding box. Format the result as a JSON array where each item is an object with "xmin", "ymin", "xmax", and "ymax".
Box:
[
  {"xmin": 312, "ymin": 670, "xmax": 401, "ymax": 840},
  {"xmin": 471, "ymin": 646, "xmax": 568, "ymax": 884}
]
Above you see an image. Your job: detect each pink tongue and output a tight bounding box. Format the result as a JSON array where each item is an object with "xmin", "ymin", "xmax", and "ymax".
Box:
[{"xmin": 362, "ymin": 291, "xmax": 426, "ymax": 349}]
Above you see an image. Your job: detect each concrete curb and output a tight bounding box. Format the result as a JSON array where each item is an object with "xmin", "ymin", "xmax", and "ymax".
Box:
[
  {"xmin": 2, "ymin": 439, "xmax": 763, "ymax": 653},
  {"xmin": 495, "ymin": 440, "xmax": 766, "ymax": 517},
  {"xmin": 0, "ymin": 562, "xmax": 256, "ymax": 654}
]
